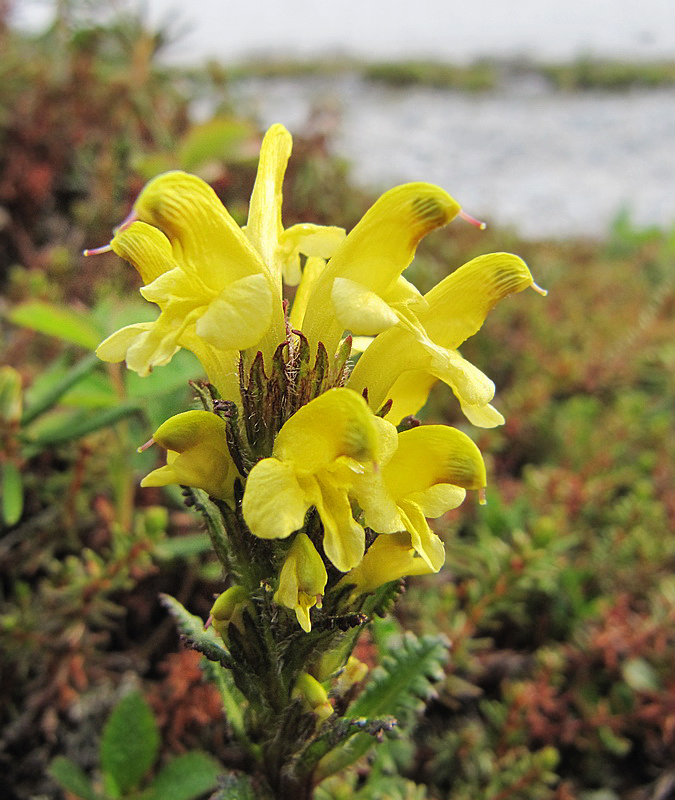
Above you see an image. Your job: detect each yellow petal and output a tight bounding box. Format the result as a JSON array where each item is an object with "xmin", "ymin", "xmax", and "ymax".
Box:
[
  {"xmin": 195, "ymin": 273, "xmax": 274, "ymax": 350},
  {"xmin": 331, "ymin": 277, "xmax": 400, "ymax": 336},
  {"xmin": 245, "ymin": 124, "xmax": 292, "ymax": 282},
  {"xmin": 398, "ymin": 501, "xmax": 446, "ymax": 571},
  {"xmin": 273, "ymin": 388, "xmax": 378, "ymax": 475},
  {"xmin": 147, "ymin": 410, "xmax": 233, "ymax": 499},
  {"xmin": 302, "ymin": 182, "xmax": 461, "ymax": 356},
  {"xmin": 288, "ymin": 256, "xmax": 326, "ymax": 330},
  {"xmin": 348, "ymin": 252, "xmax": 539, "ymax": 426},
  {"xmin": 407, "ymin": 483, "xmax": 466, "ymax": 517},
  {"xmin": 459, "ymin": 400, "xmax": 505, "ymax": 428},
  {"xmin": 314, "ymin": 476, "xmax": 365, "ymax": 572},
  {"xmin": 383, "ymin": 425, "xmax": 486, "ymax": 500},
  {"xmin": 274, "ymin": 533, "xmax": 327, "ymax": 632},
  {"xmin": 420, "ymin": 252, "xmax": 535, "ymax": 349},
  {"xmin": 340, "ymin": 531, "xmax": 435, "ymax": 595},
  {"xmin": 111, "ymin": 221, "xmax": 178, "ymax": 284},
  {"xmin": 96, "ymin": 322, "xmax": 156, "ymax": 364},
  {"xmin": 178, "ymin": 330, "xmax": 240, "ymax": 401},
  {"xmin": 280, "ymin": 223, "xmax": 346, "ymax": 286},
  {"xmin": 133, "ymin": 171, "xmax": 269, "ymax": 288},
  {"xmin": 242, "ymin": 458, "xmax": 311, "ymax": 539}
]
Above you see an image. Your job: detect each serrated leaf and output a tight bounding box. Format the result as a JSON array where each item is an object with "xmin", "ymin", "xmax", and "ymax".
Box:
[
  {"xmin": 316, "ymin": 632, "xmax": 449, "ymax": 781},
  {"xmin": 1, "ymin": 461, "xmax": 23, "ymax": 526},
  {"xmin": 100, "ymin": 692, "xmax": 160, "ymax": 795},
  {"xmin": 350, "ymin": 632, "xmax": 449, "ymax": 719},
  {"xmin": 160, "ymin": 594, "xmax": 233, "ymax": 668},
  {"xmin": 142, "ymin": 752, "xmax": 221, "ymax": 800},
  {"xmin": 7, "ymin": 301, "xmax": 102, "ymax": 349},
  {"xmin": 48, "ymin": 756, "xmax": 96, "ymax": 800}
]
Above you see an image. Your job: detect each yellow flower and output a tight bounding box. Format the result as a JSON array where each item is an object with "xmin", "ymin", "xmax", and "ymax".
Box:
[
  {"xmin": 348, "ymin": 252, "xmax": 546, "ymax": 427},
  {"xmin": 274, "ymin": 533, "xmax": 328, "ymax": 632},
  {"xmin": 292, "ymin": 672, "xmax": 333, "ymax": 722},
  {"xmin": 209, "ymin": 585, "xmax": 249, "ymax": 641},
  {"xmin": 94, "ymin": 125, "xmax": 344, "ymax": 385},
  {"xmin": 378, "ymin": 424, "xmax": 487, "ymax": 571},
  {"xmin": 340, "ymin": 532, "xmax": 436, "ymax": 596},
  {"xmin": 242, "ymin": 388, "xmax": 400, "ymax": 572},
  {"xmin": 95, "ymin": 170, "xmax": 285, "ymax": 378},
  {"xmin": 140, "ymin": 410, "xmax": 235, "ymax": 500},
  {"xmin": 299, "ymin": 183, "xmax": 461, "ymax": 359}
]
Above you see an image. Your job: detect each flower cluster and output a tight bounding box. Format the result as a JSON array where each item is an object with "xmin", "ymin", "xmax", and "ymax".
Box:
[{"xmin": 90, "ymin": 124, "xmax": 545, "ymax": 636}]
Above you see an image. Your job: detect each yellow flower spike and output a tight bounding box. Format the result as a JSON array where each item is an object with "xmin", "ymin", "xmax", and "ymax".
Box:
[
  {"xmin": 378, "ymin": 425, "xmax": 487, "ymax": 571},
  {"xmin": 293, "ymin": 672, "xmax": 334, "ymax": 723},
  {"xmin": 348, "ymin": 252, "xmax": 543, "ymax": 426},
  {"xmin": 140, "ymin": 410, "xmax": 235, "ymax": 500},
  {"xmin": 209, "ymin": 585, "xmax": 249, "ymax": 641},
  {"xmin": 339, "ymin": 532, "xmax": 436, "ymax": 597},
  {"xmin": 301, "ymin": 182, "xmax": 461, "ymax": 357},
  {"xmin": 242, "ymin": 388, "xmax": 399, "ymax": 572},
  {"xmin": 274, "ymin": 533, "xmax": 328, "ymax": 632}
]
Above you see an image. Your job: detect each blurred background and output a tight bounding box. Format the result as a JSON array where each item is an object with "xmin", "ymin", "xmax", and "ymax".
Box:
[{"xmin": 1, "ymin": 1, "xmax": 674, "ymax": 798}]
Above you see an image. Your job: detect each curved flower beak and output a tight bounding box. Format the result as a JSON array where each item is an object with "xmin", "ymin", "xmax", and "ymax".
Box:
[
  {"xmin": 140, "ymin": 410, "xmax": 235, "ymax": 500},
  {"xmin": 348, "ymin": 252, "xmax": 544, "ymax": 426},
  {"xmin": 301, "ymin": 182, "xmax": 461, "ymax": 357}
]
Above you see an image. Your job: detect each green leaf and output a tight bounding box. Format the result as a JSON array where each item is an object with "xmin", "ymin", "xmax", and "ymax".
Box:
[
  {"xmin": 48, "ymin": 756, "xmax": 96, "ymax": 800},
  {"xmin": 22, "ymin": 402, "xmax": 142, "ymax": 449},
  {"xmin": 1, "ymin": 461, "xmax": 23, "ymax": 526},
  {"xmin": 316, "ymin": 632, "xmax": 449, "ymax": 781},
  {"xmin": 142, "ymin": 752, "xmax": 221, "ymax": 800},
  {"xmin": 160, "ymin": 594, "xmax": 233, "ymax": 669},
  {"xmin": 7, "ymin": 301, "xmax": 102, "ymax": 350},
  {"xmin": 154, "ymin": 533, "xmax": 212, "ymax": 561},
  {"xmin": 21, "ymin": 353, "xmax": 102, "ymax": 425},
  {"xmin": 100, "ymin": 692, "xmax": 160, "ymax": 795},
  {"xmin": 179, "ymin": 118, "xmax": 253, "ymax": 171}
]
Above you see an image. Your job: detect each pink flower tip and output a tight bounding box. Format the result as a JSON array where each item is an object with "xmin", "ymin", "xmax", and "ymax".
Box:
[
  {"xmin": 459, "ymin": 209, "xmax": 487, "ymax": 230},
  {"xmin": 83, "ymin": 244, "xmax": 112, "ymax": 256}
]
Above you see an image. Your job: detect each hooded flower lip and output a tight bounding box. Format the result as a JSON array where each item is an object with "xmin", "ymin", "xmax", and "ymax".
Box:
[
  {"xmin": 140, "ymin": 410, "xmax": 235, "ymax": 500},
  {"xmin": 378, "ymin": 424, "xmax": 486, "ymax": 571},
  {"xmin": 241, "ymin": 387, "xmax": 400, "ymax": 573},
  {"xmin": 274, "ymin": 533, "xmax": 328, "ymax": 632},
  {"xmin": 339, "ymin": 532, "xmax": 436, "ymax": 597},
  {"xmin": 348, "ymin": 252, "xmax": 546, "ymax": 427},
  {"xmin": 299, "ymin": 182, "xmax": 462, "ymax": 358}
]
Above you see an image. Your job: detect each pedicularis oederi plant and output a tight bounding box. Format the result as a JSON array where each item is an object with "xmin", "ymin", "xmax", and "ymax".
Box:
[{"xmin": 86, "ymin": 124, "xmax": 546, "ymax": 799}]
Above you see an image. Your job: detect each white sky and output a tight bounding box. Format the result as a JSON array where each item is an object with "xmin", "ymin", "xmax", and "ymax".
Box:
[{"xmin": 13, "ymin": 0, "xmax": 675, "ymax": 64}]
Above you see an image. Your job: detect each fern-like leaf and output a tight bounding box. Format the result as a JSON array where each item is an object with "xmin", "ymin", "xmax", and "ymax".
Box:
[{"xmin": 315, "ymin": 632, "xmax": 449, "ymax": 780}]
